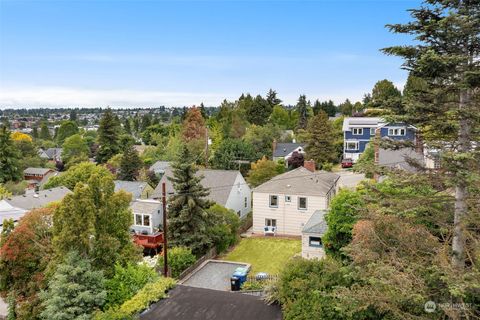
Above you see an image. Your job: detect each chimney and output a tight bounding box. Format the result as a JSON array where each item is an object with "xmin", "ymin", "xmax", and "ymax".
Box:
[
  {"xmin": 304, "ymin": 160, "xmax": 316, "ymax": 172},
  {"xmin": 272, "ymin": 139, "xmax": 277, "ymax": 156}
]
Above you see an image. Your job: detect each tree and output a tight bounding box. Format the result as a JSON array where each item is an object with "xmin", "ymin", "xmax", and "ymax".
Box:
[
  {"xmin": 269, "ymin": 105, "xmax": 293, "ymax": 129},
  {"xmin": 287, "ymin": 151, "xmax": 304, "ymax": 169},
  {"xmin": 69, "ymin": 109, "xmax": 78, "ymax": 122},
  {"xmin": 211, "ymin": 139, "xmax": 255, "ymax": 174},
  {"xmin": 11, "ymin": 131, "xmax": 32, "ymax": 143},
  {"xmin": 167, "ymin": 145, "xmax": 214, "ymax": 255},
  {"xmin": 313, "ymin": 100, "xmax": 337, "ymax": 117},
  {"xmin": 44, "ymin": 162, "xmax": 112, "ymax": 190},
  {"xmin": 383, "ymin": 0, "xmax": 480, "ymax": 273},
  {"xmin": 62, "ymin": 134, "xmax": 89, "ymax": 167},
  {"xmin": 32, "ymin": 126, "xmax": 38, "ymax": 139},
  {"xmin": 52, "ymin": 174, "xmax": 138, "ymax": 276},
  {"xmin": 182, "ymin": 107, "xmax": 206, "ymax": 142},
  {"xmin": 305, "ymin": 111, "xmax": 337, "ymax": 165},
  {"xmin": 206, "ymin": 204, "xmax": 240, "ymax": 253},
  {"xmin": 56, "ymin": 120, "xmax": 79, "ymax": 145},
  {"xmin": 0, "ymin": 208, "xmax": 54, "ymax": 319},
  {"xmin": 142, "ymin": 124, "xmax": 168, "ymax": 146},
  {"xmin": 96, "ymin": 109, "xmax": 121, "ymax": 163},
  {"xmin": 118, "ymin": 144, "xmax": 142, "ymax": 181},
  {"xmin": 244, "ymin": 95, "xmax": 273, "ymax": 125},
  {"xmin": 247, "ymin": 156, "xmax": 284, "ymax": 187},
  {"xmin": 0, "ymin": 184, "xmax": 12, "ymax": 200},
  {"xmin": 40, "ymin": 251, "xmax": 106, "ymax": 320},
  {"xmin": 243, "ymin": 124, "xmax": 282, "ymax": 159},
  {"xmin": 295, "ymin": 95, "xmax": 310, "ymax": 130},
  {"xmin": 39, "ymin": 122, "xmax": 52, "ymax": 140},
  {"xmin": 0, "ymin": 126, "xmax": 21, "ymax": 183},
  {"xmin": 338, "ymin": 99, "xmax": 353, "ymax": 116},
  {"xmin": 369, "ymin": 79, "xmax": 403, "ymax": 113},
  {"xmin": 266, "ymin": 89, "xmax": 282, "ymax": 107}
]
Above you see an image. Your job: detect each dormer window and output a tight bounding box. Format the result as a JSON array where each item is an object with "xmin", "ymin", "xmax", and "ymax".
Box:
[{"xmin": 352, "ymin": 128, "xmax": 363, "ymax": 135}]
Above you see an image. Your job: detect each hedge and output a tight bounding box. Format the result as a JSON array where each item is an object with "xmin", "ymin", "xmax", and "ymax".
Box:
[{"xmin": 95, "ymin": 277, "xmax": 177, "ymax": 320}]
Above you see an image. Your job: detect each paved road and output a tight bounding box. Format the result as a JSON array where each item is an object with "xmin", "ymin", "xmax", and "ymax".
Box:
[{"xmin": 336, "ymin": 171, "xmax": 366, "ymax": 189}]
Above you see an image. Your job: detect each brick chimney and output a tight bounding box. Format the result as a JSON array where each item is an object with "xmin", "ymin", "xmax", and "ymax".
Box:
[{"xmin": 303, "ymin": 159, "xmax": 316, "ymax": 172}]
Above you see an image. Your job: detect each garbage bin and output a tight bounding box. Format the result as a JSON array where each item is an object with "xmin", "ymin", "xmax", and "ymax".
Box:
[
  {"xmin": 232, "ymin": 267, "xmax": 249, "ymax": 285},
  {"xmin": 230, "ymin": 276, "xmax": 241, "ymax": 291}
]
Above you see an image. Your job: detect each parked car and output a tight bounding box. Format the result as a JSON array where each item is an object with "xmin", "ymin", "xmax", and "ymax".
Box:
[{"xmin": 341, "ymin": 158, "xmax": 354, "ymax": 168}]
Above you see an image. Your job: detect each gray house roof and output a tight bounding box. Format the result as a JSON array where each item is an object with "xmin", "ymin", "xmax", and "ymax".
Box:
[
  {"xmin": 149, "ymin": 161, "xmax": 170, "ymax": 174},
  {"xmin": 45, "ymin": 148, "xmax": 63, "ymax": 160},
  {"xmin": 0, "ymin": 202, "xmax": 27, "ymax": 226},
  {"xmin": 130, "ymin": 199, "xmax": 162, "ymax": 214},
  {"xmin": 23, "ymin": 167, "xmax": 53, "ymax": 176},
  {"xmin": 152, "ymin": 168, "xmax": 242, "ymax": 207},
  {"xmin": 4, "ymin": 187, "xmax": 71, "ymax": 211},
  {"xmin": 302, "ymin": 210, "xmax": 328, "ymax": 234},
  {"xmin": 378, "ymin": 148, "xmax": 424, "ymax": 172},
  {"xmin": 273, "ymin": 143, "xmax": 305, "ymax": 158},
  {"xmin": 114, "ymin": 180, "xmax": 150, "ymax": 200},
  {"xmin": 253, "ymin": 167, "xmax": 339, "ymax": 196}
]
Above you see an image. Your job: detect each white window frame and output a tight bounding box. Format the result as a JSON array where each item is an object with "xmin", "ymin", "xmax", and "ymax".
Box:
[
  {"xmin": 309, "ymin": 236, "xmax": 322, "ymax": 248},
  {"xmin": 370, "ymin": 128, "xmax": 376, "ymax": 135},
  {"xmin": 265, "ymin": 218, "xmax": 277, "ymax": 227},
  {"xmin": 134, "ymin": 213, "xmax": 152, "ymax": 227},
  {"xmin": 269, "ymin": 195, "xmax": 278, "ymax": 208},
  {"xmin": 285, "ymin": 195, "xmax": 291, "ymax": 202},
  {"xmin": 352, "ymin": 128, "xmax": 363, "ymax": 135},
  {"xmin": 345, "ymin": 141, "xmax": 359, "ymax": 151},
  {"xmin": 388, "ymin": 127, "xmax": 406, "ymax": 136},
  {"xmin": 298, "ymin": 197, "xmax": 308, "ymax": 210}
]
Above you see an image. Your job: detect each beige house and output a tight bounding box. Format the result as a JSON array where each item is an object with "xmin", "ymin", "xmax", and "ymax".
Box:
[
  {"xmin": 252, "ymin": 167, "xmax": 339, "ymax": 236},
  {"xmin": 301, "ymin": 210, "xmax": 327, "ymax": 259}
]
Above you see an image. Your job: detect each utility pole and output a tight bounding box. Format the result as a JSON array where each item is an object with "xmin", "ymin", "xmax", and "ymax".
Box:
[
  {"xmin": 205, "ymin": 127, "xmax": 209, "ymax": 168},
  {"xmin": 162, "ymin": 182, "xmax": 168, "ymax": 277}
]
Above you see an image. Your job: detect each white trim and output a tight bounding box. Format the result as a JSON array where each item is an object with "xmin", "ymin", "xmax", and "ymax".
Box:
[
  {"xmin": 352, "ymin": 128, "xmax": 363, "ymax": 135},
  {"xmin": 387, "ymin": 127, "xmax": 406, "ymax": 136},
  {"xmin": 345, "ymin": 141, "xmax": 360, "ymax": 151}
]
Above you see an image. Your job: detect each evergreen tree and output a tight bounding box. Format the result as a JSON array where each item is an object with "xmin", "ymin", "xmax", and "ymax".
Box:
[
  {"xmin": 266, "ymin": 89, "xmax": 282, "ymax": 106},
  {"xmin": 338, "ymin": 99, "xmax": 353, "ymax": 115},
  {"xmin": 369, "ymin": 79, "xmax": 403, "ymax": 113},
  {"xmin": 313, "ymin": 99, "xmax": 337, "ymax": 117},
  {"xmin": 69, "ymin": 109, "xmax": 78, "ymax": 122},
  {"xmin": 32, "ymin": 126, "xmax": 38, "ymax": 139},
  {"xmin": 295, "ymin": 95, "xmax": 309, "ymax": 130},
  {"xmin": 62, "ymin": 134, "xmax": 89, "ymax": 167},
  {"xmin": 141, "ymin": 113, "xmax": 152, "ymax": 132},
  {"xmin": 168, "ymin": 145, "xmax": 214, "ymax": 255},
  {"xmin": 118, "ymin": 144, "xmax": 142, "ymax": 181},
  {"xmin": 96, "ymin": 109, "xmax": 121, "ymax": 163},
  {"xmin": 305, "ymin": 111, "xmax": 337, "ymax": 165},
  {"xmin": 123, "ymin": 118, "xmax": 132, "ymax": 135},
  {"xmin": 199, "ymin": 102, "xmax": 207, "ymax": 119},
  {"xmin": 56, "ymin": 120, "xmax": 79, "ymax": 145},
  {"xmin": 39, "ymin": 122, "xmax": 52, "ymax": 140},
  {"xmin": 0, "ymin": 126, "xmax": 21, "ymax": 183},
  {"xmin": 40, "ymin": 251, "xmax": 106, "ymax": 320},
  {"xmin": 384, "ymin": 0, "xmax": 480, "ymax": 273}
]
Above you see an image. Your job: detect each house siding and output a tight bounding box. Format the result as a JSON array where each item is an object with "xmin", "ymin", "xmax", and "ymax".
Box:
[
  {"xmin": 130, "ymin": 204, "xmax": 163, "ymax": 234},
  {"xmin": 301, "ymin": 232, "xmax": 326, "ymax": 260},
  {"xmin": 224, "ymin": 173, "xmax": 251, "ymax": 218},
  {"xmin": 252, "ymin": 192, "xmax": 328, "ymax": 236}
]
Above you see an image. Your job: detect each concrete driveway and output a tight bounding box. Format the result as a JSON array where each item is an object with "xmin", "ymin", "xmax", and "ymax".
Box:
[
  {"xmin": 181, "ymin": 260, "xmax": 249, "ymax": 291},
  {"xmin": 337, "ymin": 170, "xmax": 366, "ymax": 189}
]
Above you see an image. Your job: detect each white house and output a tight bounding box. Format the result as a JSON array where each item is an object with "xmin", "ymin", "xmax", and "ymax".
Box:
[
  {"xmin": 272, "ymin": 142, "xmax": 306, "ymax": 164},
  {"xmin": 130, "ymin": 199, "xmax": 163, "ymax": 235},
  {"xmin": 152, "ymin": 168, "xmax": 251, "ymax": 218},
  {"xmin": 252, "ymin": 167, "xmax": 339, "ymax": 236},
  {"xmin": 301, "ymin": 210, "xmax": 328, "ymax": 260}
]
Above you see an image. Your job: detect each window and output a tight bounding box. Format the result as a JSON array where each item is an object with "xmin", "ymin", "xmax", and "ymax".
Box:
[
  {"xmin": 352, "ymin": 128, "xmax": 363, "ymax": 135},
  {"xmin": 370, "ymin": 128, "xmax": 376, "ymax": 135},
  {"xmin": 237, "ymin": 211, "xmax": 241, "ymax": 217},
  {"xmin": 143, "ymin": 215, "xmax": 150, "ymax": 227},
  {"xmin": 309, "ymin": 236, "xmax": 322, "ymax": 248},
  {"xmin": 388, "ymin": 128, "xmax": 406, "ymax": 136},
  {"xmin": 345, "ymin": 141, "xmax": 359, "ymax": 151},
  {"xmin": 244, "ymin": 197, "xmax": 248, "ymax": 208},
  {"xmin": 265, "ymin": 219, "xmax": 277, "ymax": 227},
  {"xmin": 285, "ymin": 195, "xmax": 291, "ymax": 202},
  {"xmin": 298, "ymin": 197, "xmax": 307, "ymax": 210},
  {"xmin": 269, "ymin": 195, "xmax": 278, "ymax": 207},
  {"xmin": 135, "ymin": 214, "xmax": 142, "ymax": 226}
]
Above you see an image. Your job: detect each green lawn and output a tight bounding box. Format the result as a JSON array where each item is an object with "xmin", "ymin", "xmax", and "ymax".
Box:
[{"xmin": 221, "ymin": 238, "xmax": 301, "ymax": 274}]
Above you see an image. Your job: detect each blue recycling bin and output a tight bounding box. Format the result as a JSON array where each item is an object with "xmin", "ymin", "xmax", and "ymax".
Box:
[{"xmin": 232, "ymin": 267, "xmax": 249, "ymax": 285}]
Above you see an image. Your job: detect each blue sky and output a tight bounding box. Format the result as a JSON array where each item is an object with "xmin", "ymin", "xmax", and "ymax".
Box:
[{"xmin": 0, "ymin": 0, "xmax": 419, "ymax": 108}]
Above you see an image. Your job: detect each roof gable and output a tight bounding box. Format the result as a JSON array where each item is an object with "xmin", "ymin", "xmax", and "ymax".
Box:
[{"xmin": 273, "ymin": 143, "xmax": 305, "ymax": 157}]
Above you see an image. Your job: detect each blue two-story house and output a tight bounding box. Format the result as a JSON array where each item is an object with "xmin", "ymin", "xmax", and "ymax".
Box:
[{"xmin": 342, "ymin": 117, "xmax": 417, "ymax": 162}]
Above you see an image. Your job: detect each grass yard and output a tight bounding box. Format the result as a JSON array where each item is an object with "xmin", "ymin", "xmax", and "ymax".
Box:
[{"xmin": 221, "ymin": 237, "xmax": 301, "ymax": 275}]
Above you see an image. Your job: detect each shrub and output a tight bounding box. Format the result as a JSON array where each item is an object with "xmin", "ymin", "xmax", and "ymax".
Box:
[
  {"xmin": 207, "ymin": 204, "xmax": 240, "ymax": 253},
  {"xmin": 157, "ymin": 247, "xmax": 196, "ymax": 278},
  {"xmin": 95, "ymin": 277, "xmax": 176, "ymax": 320},
  {"xmin": 105, "ymin": 263, "xmax": 159, "ymax": 308}
]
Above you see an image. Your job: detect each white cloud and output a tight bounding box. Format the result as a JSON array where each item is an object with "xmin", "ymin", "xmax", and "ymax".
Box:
[{"xmin": 0, "ymin": 86, "xmax": 236, "ymax": 108}]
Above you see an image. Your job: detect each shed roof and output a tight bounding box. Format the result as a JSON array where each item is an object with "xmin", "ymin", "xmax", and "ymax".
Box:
[
  {"xmin": 253, "ymin": 167, "xmax": 339, "ymax": 196},
  {"xmin": 23, "ymin": 167, "xmax": 53, "ymax": 176},
  {"xmin": 302, "ymin": 210, "xmax": 328, "ymax": 234},
  {"xmin": 130, "ymin": 200, "xmax": 162, "ymax": 214}
]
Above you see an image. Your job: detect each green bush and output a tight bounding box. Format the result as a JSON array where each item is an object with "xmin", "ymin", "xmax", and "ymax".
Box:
[
  {"xmin": 95, "ymin": 277, "xmax": 176, "ymax": 320},
  {"xmin": 207, "ymin": 204, "xmax": 241, "ymax": 253},
  {"xmin": 105, "ymin": 263, "xmax": 159, "ymax": 308},
  {"xmin": 157, "ymin": 247, "xmax": 196, "ymax": 278}
]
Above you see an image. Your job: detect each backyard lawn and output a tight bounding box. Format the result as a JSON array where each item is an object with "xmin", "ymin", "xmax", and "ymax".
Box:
[{"xmin": 221, "ymin": 238, "xmax": 301, "ymax": 274}]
